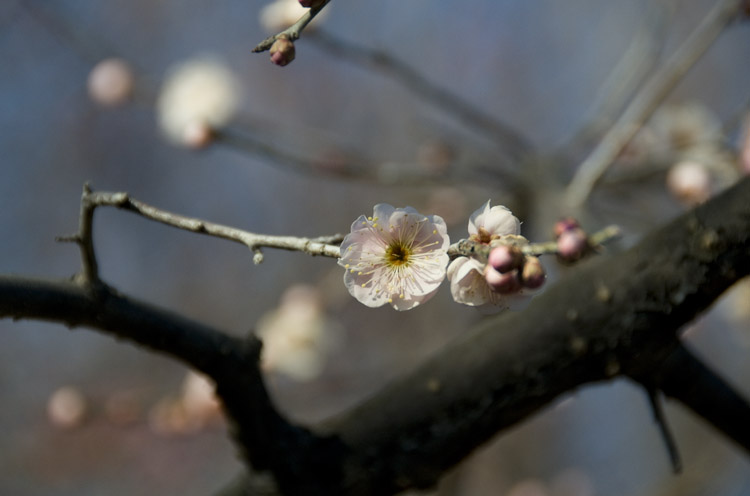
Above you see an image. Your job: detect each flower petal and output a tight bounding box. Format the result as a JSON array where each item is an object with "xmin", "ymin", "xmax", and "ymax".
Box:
[
  {"xmin": 447, "ymin": 257, "xmax": 490, "ymax": 306},
  {"xmin": 468, "ymin": 200, "xmax": 520, "ymax": 237},
  {"xmin": 339, "ymin": 204, "xmax": 450, "ymax": 310}
]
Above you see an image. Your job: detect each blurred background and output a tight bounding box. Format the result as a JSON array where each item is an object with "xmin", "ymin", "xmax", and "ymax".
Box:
[{"xmin": 0, "ymin": 0, "xmax": 749, "ymax": 494}]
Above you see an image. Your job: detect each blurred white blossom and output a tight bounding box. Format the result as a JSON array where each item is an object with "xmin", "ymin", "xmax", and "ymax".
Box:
[
  {"xmin": 156, "ymin": 55, "xmax": 241, "ymax": 146},
  {"xmin": 47, "ymin": 386, "xmax": 87, "ymax": 429},
  {"xmin": 651, "ymin": 102, "xmax": 721, "ymax": 151},
  {"xmin": 338, "ymin": 204, "xmax": 449, "ymax": 311},
  {"xmin": 148, "ymin": 372, "xmax": 220, "ymax": 436},
  {"xmin": 259, "ymin": 0, "xmax": 328, "ymax": 33},
  {"xmin": 258, "ymin": 285, "xmax": 340, "ymax": 381}
]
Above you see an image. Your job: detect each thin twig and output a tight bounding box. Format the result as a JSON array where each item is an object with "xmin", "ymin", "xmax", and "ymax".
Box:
[
  {"xmin": 55, "ymin": 183, "xmax": 102, "ymax": 288},
  {"xmin": 446, "ymin": 225, "xmax": 621, "ymax": 260},
  {"xmin": 80, "ymin": 187, "xmax": 343, "ymax": 262},
  {"xmin": 646, "ymin": 387, "xmax": 683, "ymax": 474},
  {"xmin": 253, "ymin": 0, "xmax": 331, "ymax": 53},
  {"xmin": 565, "ymin": 0, "xmax": 744, "ymax": 207}
]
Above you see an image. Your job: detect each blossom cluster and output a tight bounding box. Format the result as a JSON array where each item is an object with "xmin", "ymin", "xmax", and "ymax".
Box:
[{"xmin": 338, "ymin": 201, "xmax": 547, "ymax": 311}]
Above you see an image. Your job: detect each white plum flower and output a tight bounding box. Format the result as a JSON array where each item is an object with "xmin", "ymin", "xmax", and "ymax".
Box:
[
  {"xmin": 447, "ymin": 200, "xmax": 533, "ymax": 311},
  {"xmin": 258, "ymin": 285, "xmax": 339, "ymax": 381},
  {"xmin": 338, "ymin": 204, "xmax": 449, "ymax": 311},
  {"xmin": 157, "ymin": 54, "xmax": 241, "ymax": 146},
  {"xmin": 468, "ymin": 200, "xmax": 520, "ymax": 243}
]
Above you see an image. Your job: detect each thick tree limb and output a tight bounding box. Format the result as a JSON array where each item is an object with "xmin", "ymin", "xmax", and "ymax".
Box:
[
  {"xmin": 0, "ymin": 277, "xmax": 336, "ymax": 494},
  {"xmin": 1, "ymin": 178, "xmax": 749, "ymax": 495}
]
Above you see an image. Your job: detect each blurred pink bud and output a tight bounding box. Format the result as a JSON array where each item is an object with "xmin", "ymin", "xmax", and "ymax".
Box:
[
  {"xmin": 270, "ymin": 36, "xmax": 296, "ymax": 66},
  {"xmin": 554, "ymin": 217, "xmax": 581, "ymax": 238},
  {"xmin": 182, "ymin": 120, "xmax": 215, "ymax": 149},
  {"xmin": 740, "ymin": 115, "xmax": 750, "ymax": 175},
  {"xmin": 521, "ymin": 256, "xmax": 546, "ymax": 289},
  {"xmin": 666, "ymin": 161, "xmax": 711, "ymax": 205},
  {"xmin": 87, "ymin": 58, "xmax": 134, "ymax": 107},
  {"xmin": 48, "ymin": 387, "xmax": 87, "ymax": 429},
  {"xmin": 557, "ymin": 228, "xmax": 588, "ymax": 262},
  {"xmin": 488, "ymin": 245, "xmax": 523, "ymax": 273},
  {"xmin": 485, "ymin": 266, "xmax": 521, "ymax": 294},
  {"xmin": 299, "ymin": 0, "xmax": 326, "ymax": 7}
]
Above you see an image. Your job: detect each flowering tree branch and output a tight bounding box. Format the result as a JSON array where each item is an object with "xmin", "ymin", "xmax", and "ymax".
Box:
[
  {"xmin": 2, "ymin": 173, "xmax": 748, "ymax": 494},
  {"xmin": 446, "ymin": 225, "xmax": 621, "ymax": 260},
  {"xmin": 565, "ymin": 0, "xmax": 746, "ymax": 207}
]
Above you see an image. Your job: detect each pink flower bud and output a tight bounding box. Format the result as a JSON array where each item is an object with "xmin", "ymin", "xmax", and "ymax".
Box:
[
  {"xmin": 270, "ymin": 37, "xmax": 296, "ymax": 67},
  {"xmin": 299, "ymin": 0, "xmax": 326, "ymax": 7},
  {"xmin": 740, "ymin": 115, "xmax": 750, "ymax": 175},
  {"xmin": 521, "ymin": 256, "xmax": 546, "ymax": 289},
  {"xmin": 557, "ymin": 228, "xmax": 588, "ymax": 262},
  {"xmin": 485, "ymin": 266, "xmax": 521, "ymax": 294},
  {"xmin": 488, "ymin": 245, "xmax": 523, "ymax": 273},
  {"xmin": 182, "ymin": 120, "xmax": 214, "ymax": 149},
  {"xmin": 554, "ymin": 217, "xmax": 581, "ymax": 238}
]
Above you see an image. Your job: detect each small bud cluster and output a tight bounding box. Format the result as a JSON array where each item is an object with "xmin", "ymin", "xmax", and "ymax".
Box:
[
  {"xmin": 484, "ymin": 245, "xmax": 545, "ymax": 294},
  {"xmin": 554, "ymin": 218, "xmax": 589, "ymax": 263},
  {"xmin": 446, "ymin": 201, "xmax": 546, "ymax": 311}
]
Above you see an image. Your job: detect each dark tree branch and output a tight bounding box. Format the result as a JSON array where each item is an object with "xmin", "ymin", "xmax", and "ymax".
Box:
[
  {"xmin": 0, "ymin": 276, "xmax": 336, "ymax": 495},
  {"xmin": 1, "ymin": 178, "xmax": 749, "ymax": 495}
]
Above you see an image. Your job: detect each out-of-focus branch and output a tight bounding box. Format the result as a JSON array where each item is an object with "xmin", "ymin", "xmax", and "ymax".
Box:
[
  {"xmin": 563, "ymin": 2, "xmax": 672, "ymax": 151},
  {"xmin": 306, "ymin": 29, "xmax": 532, "ymax": 166},
  {"xmin": 80, "ymin": 186, "xmax": 343, "ymax": 263},
  {"xmin": 565, "ymin": 0, "xmax": 745, "ymax": 207},
  {"xmin": 253, "ymin": 1, "xmax": 331, "ymax": 53}
]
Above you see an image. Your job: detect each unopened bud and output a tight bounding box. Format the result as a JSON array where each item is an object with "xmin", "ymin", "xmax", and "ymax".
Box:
[
  {"xmin": 87, "ymin": 58, "xmax": 134, "ymax": 107},
  {"xmin": 485, "ymin": 266, "xmax": 521, "ymax": 294},
  {"xmin": 554, "ymin": 217, "xmax": 581, "ymax": 238},
  {"xmin": 740, "ymin": 115, "xmax": 750, "ymax": 175},
  {"xmin": 488, "ymin": 245, "xmax": 523, "ymax": 273},
  {"xmin": 299, "ymin": 0, "xmax": 326, "ymax": 7},
  {"xmin": 270, "ymin": 36, "xmax": 296, "ymax": 67},
  {"xmin": 521, "ymin": 256, "xmax": 546, "ymax": 289},
  {"xmin": 666, "ymin": 161, "xmax": 711, "ymax": 205},
  {"xmin": 557, "ymin": 228, "xmax": 588, "ymax": 263},
  {"xmin": 182, "ymin": 120, "xmax": 215, "ymax": 149}
]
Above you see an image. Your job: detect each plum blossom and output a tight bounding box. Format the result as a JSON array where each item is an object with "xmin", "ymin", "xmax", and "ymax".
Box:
[
  {"xmin": 447, "ymin": 201, "xmax": 536, "ymax": 310},
  {"xmin": 338, "ymin": 204, "xmax": 449, "ymax": 311},
  {"xmin": 257, "ymin": 285, "xmax": 339, "ymax": 381},
  {"xmin": 156, "ymin": 55, "xmax": 241, "ymax": 146}
]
